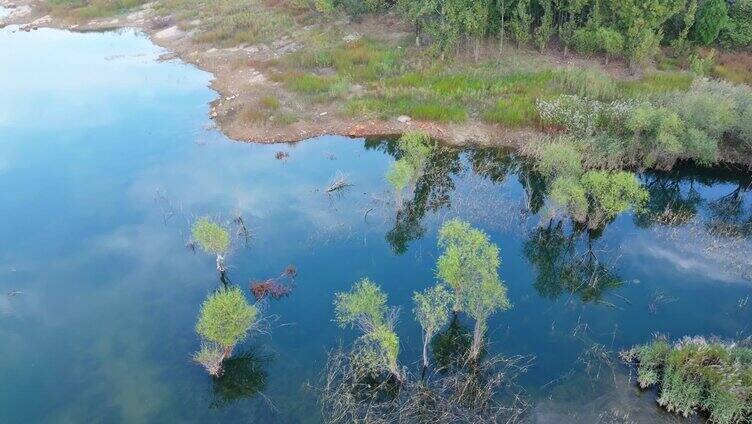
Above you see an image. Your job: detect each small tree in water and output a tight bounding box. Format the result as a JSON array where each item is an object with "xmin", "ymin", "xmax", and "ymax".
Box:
[
  {"xmin": 192, "ymin": 217, "xmax": 231, "ymax": 279},
  {"xmin": 413, "ymin": 284, "xmax": 452, "ymax": 372},
  {"xmin": 437, "ymin": 219, "xmax": 511, "ymax": 361},
  {"xmin": 334, "ymin": 278, "xmax": 402, "ymax": 382},
  {"xmin": 195, "ymin": 286, "xmax": 257, "ymax": 375}
]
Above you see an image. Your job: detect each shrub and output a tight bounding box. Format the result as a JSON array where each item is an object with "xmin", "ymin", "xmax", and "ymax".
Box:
[
  {"xmin": 572, "ymin": 27, "xmax": 599, "ymax": 56},
  {"xmin": 549, "ymin": 176, "xmax": 588, "ymax": 222},
  {"xmin": 623, "ymin": 336, "xmax": 752, "ymax": 424},
  {"xmin": 598, "ymin": 27, "xmax": 625, "ymax": 61},
  {"xmin": 535, "ymin": 140, "xmax": 583, "ymax": 179},
  {"xmin": 579, "ymin": 170, "xmax": 648, "ymax": 225},
  {"xmin": 196, "ymin": 286, "xmax": 257, "ymax": 352}
]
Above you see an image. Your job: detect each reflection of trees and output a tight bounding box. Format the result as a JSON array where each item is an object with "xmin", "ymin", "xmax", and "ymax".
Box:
[
  {"xmin": 431, "ymin": 314, "xmax": 475, "ymax": 371},
  {"xmin": 635, "ymin": 171, "xmax": 703, "ymax": 227},
  {"xmin": 707, "ymin": 182, "xmax": 752, "ymax": 237},
  {"xmin": 636, "ymin": 165, "xmax": 752, "ymax": 235},
  {"xmin": 516, "ymin": 159, "xmax": 547, "ymax": 215},
  {"xmin": 524, "ymin": 221, "xmax": 622, "ymax": 303},
  {"xmin": 386, "ymin": 147, "xmax": 462, "ymax": 254},
  {"xmin": 209, "ymin": 349, "xmax": 270, "ymax": 409}
]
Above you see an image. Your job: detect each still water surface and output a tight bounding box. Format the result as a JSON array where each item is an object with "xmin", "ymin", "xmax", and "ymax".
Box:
[{"xmin": 1, "ymin": 25, "xmax": 751, "ymax": 423}]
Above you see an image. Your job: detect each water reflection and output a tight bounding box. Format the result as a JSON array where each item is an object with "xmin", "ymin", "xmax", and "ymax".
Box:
[
  {"xmin": 524, "ymin": 223, "xmax": 622, "ymax": 303},
  {"xmin": 209, "ymin": 349, "xmax": 270, "ymax": 409},
  {"xmin": 2, "ymin": 24, "xmax": 752, "ymax": 424}
]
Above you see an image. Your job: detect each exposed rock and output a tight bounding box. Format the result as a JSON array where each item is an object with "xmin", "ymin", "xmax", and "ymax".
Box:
[
  {"xmin": 397, "ymin": 115, "xmax": 411, "ymax": 123},
  {"xmin": 343, "ymin": 32, "xmax": 361, "ymax": 43},
  {"xmin": 154, "ymin": 25, "xmax": 183, "ymax": 40}
]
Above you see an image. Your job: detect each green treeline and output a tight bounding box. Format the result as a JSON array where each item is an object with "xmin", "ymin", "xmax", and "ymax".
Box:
[{"xmin": 311, "ymin": 0, "xmax": 751, "ymax": 64}]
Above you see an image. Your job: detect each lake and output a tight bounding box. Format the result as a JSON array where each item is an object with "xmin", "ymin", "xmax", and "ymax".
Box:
[{"xmin": 1, "ymin": 24, "xmax": 750, "ymax": 423}]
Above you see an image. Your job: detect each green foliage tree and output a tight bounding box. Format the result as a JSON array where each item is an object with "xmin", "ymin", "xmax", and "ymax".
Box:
[
  {"xmin": 196, "ymin": 286, "xmax": 258, "ymax": 360},
  {"xmin": 192, "ymin": 217, "xmax": 231, "ymax": 276},
  {"xmin": 671, "ymin": 0, "xmax": 697, "ymax": 53},
  {"xmin": 509, "ymin": 0, "xmax": 533, "ymax": 46},
  {"xmin": 691, "ymin": 0, "xmax": 728, "ymax": 45},
  {"xmin": 534, "ymin": 0, "xmax": 555, "ymax": 53},
  {"xmin": 436, "ymin": 219, "xmax": 510, "ymax": 361},
  {"xmin": 413, "ymin": 285, "xmax": 452, "ymax": 369},
  {"xmin": 609, "ymin": 0, "xmax": 683, "ymax": 66},
  {"xmin": 334, "ymin": 278, "xmax": 402, "ymax": 381},
  {"xmin": 720, "ymin": 0, "xmax": 752, "ymax": 48},
  {"xmin": 334, "ymin": 277, "xmax": 387, "ymax": 328},
  {"xmin": 192, "ymin": 217, "xmax": 230, "ymax": 256}
]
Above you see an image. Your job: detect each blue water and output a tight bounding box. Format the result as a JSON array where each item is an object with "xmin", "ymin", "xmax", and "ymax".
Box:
[{"xmin": 1, "ymin": 26, "xmax": 751, "ymax": 423}]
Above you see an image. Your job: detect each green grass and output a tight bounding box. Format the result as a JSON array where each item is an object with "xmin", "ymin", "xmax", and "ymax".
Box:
[
  {"xmin": 47, "ymin": 0, "xmax": 150, "ymax": 19},
  {"xmin": 482, "ymin": 94, "xmax": 538, "ymax": 127},
  {"xmin": 618, "ymin": 72, "xmax": 694, "ymax": 97},
  {"xmin": 285, "ymin": 73, "xmax": 337, "ymax": 94},
  {"xmin": 345, "ymin": 96, "xmax": 468, "ymax": 122},
  {"xmin": 287, "ymin": 39, "xmax": 405, "ymax": 82},
  {"xmin": 156, "ymin": 0, "xmax": 294, "ymax": 46}
]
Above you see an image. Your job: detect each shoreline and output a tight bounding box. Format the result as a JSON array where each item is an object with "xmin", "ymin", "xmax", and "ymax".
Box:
[{"xmin": 0, "ymin": 0, "xmax": 535, "ymax": 147}]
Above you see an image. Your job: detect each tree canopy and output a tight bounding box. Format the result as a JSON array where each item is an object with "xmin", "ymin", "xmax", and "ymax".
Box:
[
  {"xmin": 196, "ymin": 286, "xmax": 257, "ymax": 350},
  {"xmin": 192, "ymin": 217, "xmax": 231, "ymax": 255}
]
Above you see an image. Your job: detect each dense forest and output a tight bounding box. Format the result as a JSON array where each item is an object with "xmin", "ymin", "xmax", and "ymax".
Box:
[{"xmin": 297, "ymin": 0, "xmax": 751, "ymax": 65}]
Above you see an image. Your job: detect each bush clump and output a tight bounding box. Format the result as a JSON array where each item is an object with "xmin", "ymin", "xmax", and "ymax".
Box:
[{"xmin": 622, "ymin": 336, "xmax": 752, "ymax": 424}]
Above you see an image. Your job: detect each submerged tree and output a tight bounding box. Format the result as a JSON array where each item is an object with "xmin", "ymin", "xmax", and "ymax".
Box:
[
  {"xmin": 192, "ymin": 217, "xmax": 231, "ymax": 280},
  {"xmin": 413, "ymin": 285, "xmax": 452, "ymax": 373},
  {"xmin": 436, "ymin": 219, "xmax": 510, "ymax": 361},
  {"xmin": 334, "ymin": 278, "xmax": 402, "ymax": 382},
  {"xmin": 195, "ymin": 286, "xmax": 258, "ymax": 375}
]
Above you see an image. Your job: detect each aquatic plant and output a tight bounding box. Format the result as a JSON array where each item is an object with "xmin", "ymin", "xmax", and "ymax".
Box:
[
  {"xmin": 436, "ymin": 219, "xmax": 510, "ymax": 361},
  {"xmin": 192, "ymin": 217, "xmax": 231, "ymax": 277},
  {"xmin": 196, "ymin": 286, "xmax": 258, "ymax": 361},
  {"xmin": 320, "ymin": 343, "xmax": 531, "ymax": 424},
  {"xmin": 250, "ymin": 265, "xmax": 297, "ymax": 300},
  {"xmin": 622, "ymin": 336, "xmax": 752, "ymax": 423},
  {"xmin": 413, "ymin": 284, "xmax": 452, "ymax": 371}
]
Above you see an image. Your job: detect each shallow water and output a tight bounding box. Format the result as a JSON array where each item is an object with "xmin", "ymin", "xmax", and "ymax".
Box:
[{"xmin": 1, "ymin": 26, "xmax": 751, "ymax": 423}]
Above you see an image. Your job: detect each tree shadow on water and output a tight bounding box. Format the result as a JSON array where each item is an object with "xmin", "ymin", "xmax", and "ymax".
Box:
[{"xmin": 209, "ymin": 349, "xmax": 271, "ymax": 409}]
